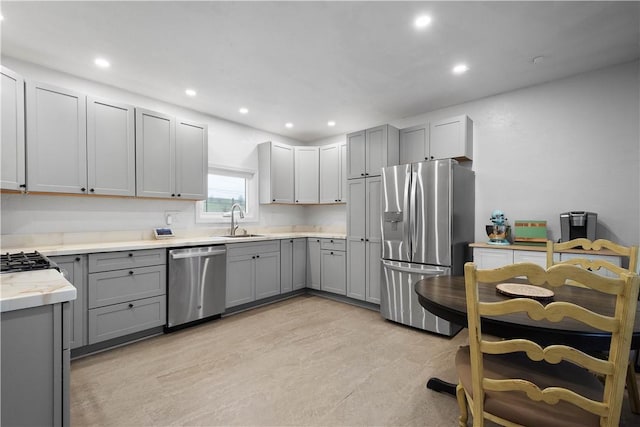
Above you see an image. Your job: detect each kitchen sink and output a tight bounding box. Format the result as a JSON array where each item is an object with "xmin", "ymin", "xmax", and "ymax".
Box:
[{"xmin": 223, "ymin": 234, "xmax": 263, "ymax": 238}]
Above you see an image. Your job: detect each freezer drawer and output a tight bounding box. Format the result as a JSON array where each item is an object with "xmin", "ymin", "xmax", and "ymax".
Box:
[{"xmin": 380, "ymin": 259, "xmax": 461, "ymax": 336}]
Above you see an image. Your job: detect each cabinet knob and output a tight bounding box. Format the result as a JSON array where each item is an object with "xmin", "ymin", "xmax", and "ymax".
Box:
[
  {"xmin": 330, "ymin": 239, "xmax": 334, "ymax": 243},
  {"xmin": 171, "ymin": 193, "xmax": 175, "ymax": 197},
  {"xmin": 317, "ymin": 239, "xmax": 320, "ymax": 242},
  {"xmin": 80, "ymin": 187, "xmax": 86, "ymax": 192},
  {"xmin": 128, "ymin": 303, "xmax": 134, "ymax": 309},
  {"xmin": 290, "ymin": 240, "xmax": 293, "ymax": 243},
  {"xmin": 19, "ymin": 184, "xmax": 26, "ymax": 188},
  {"xmin": 90, "ymin": 188, "xmax": 95, "ymax": 193},
  {"xmin": 256, "ymin": 255, "xmax": 260, "ymax": 258},
  {"xmin": 75, "ymin": 257, "xmax": 81, "ymax": 262},
  {"xmin": 360, "ymin": 238, "xmax": 365, "ymax": 242},
  {"xmin": 252, "ymin": 256, "xmax": 256, "ymax": 259},
  {"xmin": 330, "ymin": 251, "xmax": 334, "ymax": 255},
  {"xmin": 430, "ymin": 156, "xmax": 434, "ymax": 159},
  {"xmin": 129, "ymin": 253, "xmax": 133, "ymax": 257},
  {"xmin": 272, "ymin": 199, "xmax": 276, "ymax": 202},
  {"xmin": 129, "ymin": 271, "xmax": 134, "ymax": 275},
  {"xmin": 425, "ymin": 157, "xmax": 428, "ymax": 160},
  {"xmin": 296, "ymin": 200, "xmax": 299, "ymax": 203},
  {"xmin": 177, "ymin": 194, "xmax": 181, "ymax": 197},
  {"xmin": 360, "ymin": 173, "xmax": 365, "ymax": 176},
  {"xmin": 365, "ymin": 238, "xmax": 369, "ymax": 242}
]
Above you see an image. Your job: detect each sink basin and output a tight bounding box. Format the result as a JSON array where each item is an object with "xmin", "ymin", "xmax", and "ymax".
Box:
[{"xmin": 222, "ymin": 234, "xmax": 263, "ymax": 238}]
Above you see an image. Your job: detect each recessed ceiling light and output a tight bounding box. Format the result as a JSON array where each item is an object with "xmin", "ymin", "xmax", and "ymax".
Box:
[
  {"xmin": 185, "ymin": 89, "xmax": 197, "ymax": 97},
  {"xmin": 452, "ymin": 64, "xmax": 469, "ymax": 75},
  {"xmin": 327, "ymin": 121, "xmax": 336, "ymax": 127},
  {"xmin": 239, "ymin": 107, "xmax": 249, "ymax": 114},
  {"xmin": 94, "ymin": 58, "xmax": 110, "ymax": 69},
  {"xmin": 414, "ymin": 15, "xmax": 432, "ymax": 29},
  {"xmin": 285, "ymin": 122, "xmax": 294, "ymax": 129}
]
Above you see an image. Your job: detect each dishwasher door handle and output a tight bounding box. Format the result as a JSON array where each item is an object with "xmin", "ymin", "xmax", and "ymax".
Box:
[{"xmin": 170, "ymin": 249, "xmax": 227, "ymax": 259}]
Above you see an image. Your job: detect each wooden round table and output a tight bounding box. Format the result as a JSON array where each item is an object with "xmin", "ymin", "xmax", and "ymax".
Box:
[{"xmin": 414, "ymin": 275, "xmax": 640, "ymax": 396}]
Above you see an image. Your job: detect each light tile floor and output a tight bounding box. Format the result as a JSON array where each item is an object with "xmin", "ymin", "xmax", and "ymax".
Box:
[{"xmin": 71, "ymin": 295, "xmax": 640, "ymax": 426}]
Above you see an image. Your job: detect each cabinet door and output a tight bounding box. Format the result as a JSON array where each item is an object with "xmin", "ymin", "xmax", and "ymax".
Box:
[
  {"xmin": 319, "ymin": 143, "xmax": 340, "ymax": 203},
  {"xmin": 26, "ymin": 81, "xmax": 87, "ymax": 193},
  {"xmin": 347, "ymin": 238, "xmax": 366, "ymax": 300},
  {"xmin": 135, "ymin": 108, "xmax": 175, "ymax": 198},
  {"xmin": 255, "ymin": 251, "xmax": 281, "ymax": 300},
  {"xmin": 429, "ymin": 115, "xmax": 473, "ymax": 160},
  {"xmin": 366, "ymin": 241, "xmax": 382, "ymax": 304},
  {"xmin": 271, "ymin": 142, "xmax": 295, "ymax": 203},
  {"xmin": 512, "ymin": 250, "xmax": 547, "ymax": 268},
  {"xmin": 306, "ymin": 238, "xmax": 321, "ymax": 290},
  {"xmin": 50, "ymin": 255, "xmax": 87, "ymax": 349},
  {"xmin": 1, "ymin": 67, "xmax": 25, "ymax": 191},
  {"xmin": 88, "ymin": 295, "xmax": 165, "ymax": 344},
  {"xmin": 320, "ymin": 250, "xmax": 346, "ymax": 295},
  {"xmin": 365, "ymin": 125, "xmax": 387, "ymax": 176},
  {"xmin": 280, "ymin": 240, "xmax": 293, "ymax": 293},
  {"xmin": 175, "ymin": 119, "xmax": 207, "ymax": 200},
  {"xmin": 400, "ymin": 124, "xmax": 428, "ymax": 164},
  {"xmin": 87, "ymin": 97, "xmax": 135, "ymax": 196},
  {"xmin": 473, "ymin": 248, "xmax": 513, "ymax": 269},
  {"xmin": 339, "ymin": 142, "xmax": 347, "ymax": 202},
  {"xmin": 347, "ymin": 130, "xmax": 366, "ymax": 179},
  {"xmin": 294, "ymin": 146, "xmax": 319, "ymax": 204},
  {"xmin": 365, "ymin": 177, "xmax": 382, "ymax": 241},
  {"xmin": 292, "ymin": 238, "xmax": 307, "ymax": 290},
  {"xmin": 347, "ymin": 179, "xmax": 366, "ymax": 238},
  {"xmin": 226, "ymin": 255, "xmax": 255, "ymax": 308}
]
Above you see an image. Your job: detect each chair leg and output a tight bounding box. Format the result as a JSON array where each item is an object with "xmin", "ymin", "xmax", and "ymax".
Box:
[
  {"xmin": 626, "ymin": 361, "xmax": 640, "ymax": 414},
  {"xmin": 456, "ymin": 383, "xmax": 469, "ymax": 427}
]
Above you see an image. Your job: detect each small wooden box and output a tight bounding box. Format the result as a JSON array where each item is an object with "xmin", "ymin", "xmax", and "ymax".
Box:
[{"xmin": 514, "ymin": 220, "xmax": 547, "ymax": 245}]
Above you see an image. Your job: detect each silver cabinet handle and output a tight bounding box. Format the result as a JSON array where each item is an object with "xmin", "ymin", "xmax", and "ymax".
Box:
[{"xmin": 170, "ymin": 249, "xmax": 226, "ymax": 259}]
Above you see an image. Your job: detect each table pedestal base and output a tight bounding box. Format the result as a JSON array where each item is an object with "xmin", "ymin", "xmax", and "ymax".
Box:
[{"xmin": 426, "ymin": 378, "xmax": 457, "ymax": 396}]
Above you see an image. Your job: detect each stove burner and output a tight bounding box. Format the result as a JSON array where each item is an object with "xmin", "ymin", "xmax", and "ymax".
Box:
[{"xmin": 0, "ymin": 251, "xmax": 58, "ymax": 274}]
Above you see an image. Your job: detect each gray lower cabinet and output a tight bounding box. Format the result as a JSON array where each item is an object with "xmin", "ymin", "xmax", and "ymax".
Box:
[
  {"xmin": 307, "ymin": 238, "xmax": 321, "ymax": 290},
  {"xmin": 87, "ymin": 249, "xmax": 166, "ymax": 345},
  {"xmin": 320, "ymin": 247, "xmax": 346, "ymax": 295},
  {"xmin": 1, "ymin": 302, "xmax": 70, "ymax": 427},
  {"xmin": 50, "ymin": 255, "xmax": 87, "ymax": 349},
  {"xmin": 280, "ymin": 238, "xmax": 307, "ymax": 293},
  {"xmin": 347, "ymin": 238, "xmax": 366, "ymax": 300},
  {"xmin": 226, "ymin": 241, "xmax": 281, "ymax": 308}
]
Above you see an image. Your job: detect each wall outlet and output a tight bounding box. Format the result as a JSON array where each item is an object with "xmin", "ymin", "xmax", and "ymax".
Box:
[{"xmin": 165, "ymin": 211, "xmax": 180, "ymax": 225}]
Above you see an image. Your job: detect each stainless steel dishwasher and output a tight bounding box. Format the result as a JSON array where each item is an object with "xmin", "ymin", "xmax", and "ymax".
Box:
[{"xmin": 167, "ymin": 246, "xmax": 226, "ymax": 329}]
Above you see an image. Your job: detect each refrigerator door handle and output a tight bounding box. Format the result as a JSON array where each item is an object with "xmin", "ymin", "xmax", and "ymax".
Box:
[
  {"xmin": 381, "ymin": 259, "xmax": 448, "ymax": 275},
  {"xmin": 410, "ymin": 171, "xmax": 419, "ymax": 260},
  {"xmin": 403, "ymin": 168, "xmax": 412, "ymax": 261}
]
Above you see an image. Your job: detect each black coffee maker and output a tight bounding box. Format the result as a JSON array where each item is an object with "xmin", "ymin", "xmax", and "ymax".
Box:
[{"xmin": 560, "ymin": 211, "xmax": 597, "ymax": 242}]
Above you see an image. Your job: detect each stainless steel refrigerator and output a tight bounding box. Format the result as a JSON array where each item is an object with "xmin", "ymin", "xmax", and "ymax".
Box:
[{"xmin": 380, "ymin": 159, "xmax": 474, "ymax": 335}]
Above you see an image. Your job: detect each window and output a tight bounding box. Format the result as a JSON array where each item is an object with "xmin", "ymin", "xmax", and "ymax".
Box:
[{"xmin": 196, "ymin": 165, "xmax": 258, "ymax": 223}]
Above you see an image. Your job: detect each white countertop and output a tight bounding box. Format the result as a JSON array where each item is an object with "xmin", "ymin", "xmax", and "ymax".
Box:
[
  {"xmin": 1, "ymin": 232, "xmax": 347, "ymax": 257},
  {"xmin": 0, "ymin": 269, "xmax": 77, "ymax": 313}
]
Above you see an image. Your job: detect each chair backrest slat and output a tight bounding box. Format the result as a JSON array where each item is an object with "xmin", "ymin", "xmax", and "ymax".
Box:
[{"xmin": 546, "ymin": 238, "xmax": 639, "ymax": 276}]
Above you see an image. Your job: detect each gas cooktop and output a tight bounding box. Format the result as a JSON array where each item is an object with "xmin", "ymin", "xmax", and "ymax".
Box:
[{"xmin": 0, "ymin": 251, "xmax": 59, "ymax": 274}]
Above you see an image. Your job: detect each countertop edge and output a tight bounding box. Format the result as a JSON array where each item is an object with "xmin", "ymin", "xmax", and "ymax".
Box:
[{"xmin": 1, "ymin": 269, "xmax": 77, "ymax": 313}]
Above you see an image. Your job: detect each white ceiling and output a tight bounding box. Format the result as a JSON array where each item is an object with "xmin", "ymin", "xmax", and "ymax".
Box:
[{"xmin": 1, "ymin": 1, "xmax": 639, "ymax": 142}]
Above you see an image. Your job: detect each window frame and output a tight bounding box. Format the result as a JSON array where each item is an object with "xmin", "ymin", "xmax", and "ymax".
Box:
[{"xmin": 195, "ymin": 164, "xmax": 258, "ymax": 224}]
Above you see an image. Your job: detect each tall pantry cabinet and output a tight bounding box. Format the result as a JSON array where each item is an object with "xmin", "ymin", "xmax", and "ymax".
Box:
[{"xmin": 346, "ymin": 125, "xmax": 399, "ymax": 304}]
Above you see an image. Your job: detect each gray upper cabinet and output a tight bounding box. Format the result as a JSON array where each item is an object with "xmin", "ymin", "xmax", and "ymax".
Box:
[
  {"xmin": 87, "ymin": 97, "xmax": 136, "ymax": 196},
  {"xmin": 294, "ymin": 146, "xmax": 319, "ymax": 204},
  {"xmin": 1, "ymin": 66, "xmax": 26, "ymax": 191},
  {"xmin": 26, "ymin": 81, "xmax": 87, "ymax": 194},
  {"xmin": 400, "ymin": 124, "xmax": 429, "ymax": 164},
  {"xmin": 429, "ymin": 115, "xmax": 473, "ymax": 161},
  {"xmin": 319, "ymin": 142, "xmax": 347, "ymax": 204},
  {"xmin": 175, "ymin": 119, "xmax": 208, "ymax": 200},
  {"xmin": 135, "ymin": 108, "xmax": 176, "ymax": 198},
  {"xmin": 347, "ymin": 125, "xmax": 399, "ymax": 179},
  {"xmin": 259, "ymin": 141, "xmax": 295, "ymax": 204}
]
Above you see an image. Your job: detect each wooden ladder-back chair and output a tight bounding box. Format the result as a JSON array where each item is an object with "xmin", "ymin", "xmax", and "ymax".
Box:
[
  {"xmin": 456, "ymin": 262, "xmax": 639, "ymax": 427},
  {"xmin": 546, "ymin": 238, "xmax": 640, "ymax": 413},
  {"xmin": 546, "ymin": 238, "xmax": 639, "ymax": 276}
]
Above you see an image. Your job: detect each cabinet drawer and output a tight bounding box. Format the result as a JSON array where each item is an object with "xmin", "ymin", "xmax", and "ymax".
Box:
[
  {"xmin": 88, "ymin": 295, "xmax": 166, "ymax": 344},
  {"xmin": 88, "ymin": 249, "xmax": 165, "ymax": 273},
  {"xmin": 226, "ymin": 241, "xmax": 280, "ymax": 257},
  {"xmin": 320, "ymin": 238, "xmax": 346, "ymax": 252},
  {"xmin": 88, "ymin": 265, "xmax": 166, "ymax": 308}
]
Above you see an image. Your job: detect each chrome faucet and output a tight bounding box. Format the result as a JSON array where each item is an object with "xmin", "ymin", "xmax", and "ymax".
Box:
[{"xmin": 229, "ymin": 203, "xmax": 245, "ymax": 236}]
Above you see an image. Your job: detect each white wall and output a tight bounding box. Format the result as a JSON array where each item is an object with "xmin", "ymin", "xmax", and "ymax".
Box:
[
  {"xmin": 309, "ymin": 60, "xmax": 640, "ymax": 246},
  {"xmin": 0, "ymin": 57, "xmax": 307, "ymax": 236}
]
